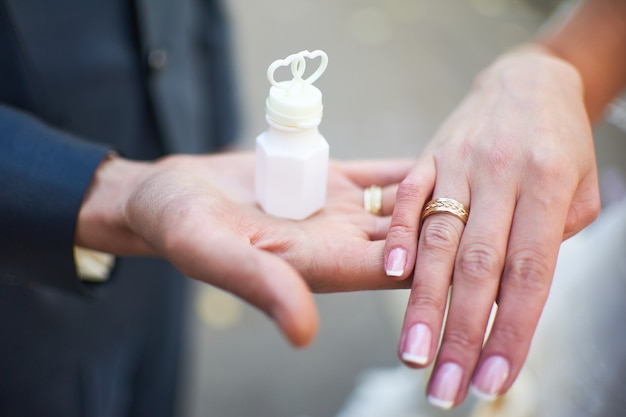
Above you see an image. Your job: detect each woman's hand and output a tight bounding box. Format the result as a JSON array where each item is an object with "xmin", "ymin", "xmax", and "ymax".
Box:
[
  {"xmin": 384, "ymin": 46, "xmax": 600, "ymax": 408},
  {"xmin": 77, "ymin": 151, "xmax": 413, "ymax": 347}
]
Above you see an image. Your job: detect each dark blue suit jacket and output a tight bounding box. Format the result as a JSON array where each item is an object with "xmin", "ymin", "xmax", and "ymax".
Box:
[{"xmin": 0, "ymin": 1, "xmax": 237, "ymax": 416}]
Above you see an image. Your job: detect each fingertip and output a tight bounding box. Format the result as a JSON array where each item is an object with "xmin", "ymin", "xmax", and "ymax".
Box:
[
  {"xmin": 471, "ymin": 355, "xmax": 510, "ymax": 400},
  {"xmin": 469, "ymin": 384, "xmax": 498, "ymax": 402},
  {"xmin": 401, "ymin": 352, "xmax": 429, "ymax": 366},
  {"xmin": 267, "ymin": 264, "xmax": 319, "ymax": 347},
  {"xmin": 385, "ymin": 246, "xmax": 410, "ymax": 279},
  {"xmin": 426, "ymin": 362, "xmax": 463, "ymax": 410},
  {"xmin": 398, "ymin": 322, "xmax": 432, "ymax": 367},
  {"xmin": 272, "ymin": 296, "xmax": 319, "ymax": 348},
  {"xmin": 236, "ymin": 249, "xmax": 320, "ymax": 349}
]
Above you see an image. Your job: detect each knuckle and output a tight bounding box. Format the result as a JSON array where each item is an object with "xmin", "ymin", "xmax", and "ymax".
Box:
[
  {"xmin": 588, "ymin": 195, "xmax": 602, "ymax": 222},
  {"xmin": 442, "ymin": 326, "xmax": 484, "ymax": 353},
  {"xmin": 456, "ymin": 244, "xmax": 502, "ymax": 284},
  {"xmin": 407, "ymin": 290, "xmax": 447, "ymax": 312},
  {"xmin": 388, "ymin": 222, "xmax": 417, "ymax": 241},
  {"xmin": 492, "ymin": 320, "xmax": 528, "ymax": 347},
  {"xmin": 388, "ymin": 174, "xmax": 431, "ymax": 238},
  {"xmin": 420, "ymin": 219, "xmax": 461, "ymax": 255},
  {"xmin": 396, "ymin": 174, "xmax": 429, "ymax": 202},
  {"xmin": 565, "ymin": 172, "xmax": 601, "ymax": 238},
  {"xmin": 481, "ymin": 139, "xmax": 515, "ymax": 175},
  {"xmin": 396, "ymin": 181, "xmax": 419, "ymax": 201},
  {"xmin": 504, "ymin": 249, "xmax": 552, "ymax": 296},
  {"xmin": 565, "ymin": 195, "xmax": 601, "ymax": 236},
  {"xmin": 578, "ymin": 190, "xmax": 601, "ymax": 225},
  {"xmin": 527, "ymin": 147, "xmax": 571, "ymax": 184}
]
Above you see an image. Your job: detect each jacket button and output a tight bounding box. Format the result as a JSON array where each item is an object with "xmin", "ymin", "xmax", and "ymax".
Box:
[
  {"xmin": 147, "ymin": 48, "xmax": 168, "ymax": 72},
  {"xmin": 1, "ymin": 273, "xmax": 21, "ymax": 286}
]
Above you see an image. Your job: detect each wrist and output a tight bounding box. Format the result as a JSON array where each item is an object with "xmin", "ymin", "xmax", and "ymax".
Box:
[
  {"xmin": 474, "ymin": 44, "xmax": 585, "ymax": 107},
  {"xmin": 76, "ymin": 153, "xmax": 156, "ymax": 255}
]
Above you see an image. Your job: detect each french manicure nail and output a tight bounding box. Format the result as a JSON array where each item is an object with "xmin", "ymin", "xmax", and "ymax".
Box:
[
  {"xmin": 401, "ymin": 323, "xmax": 431, "ymax": 365},
  {"xmin": 471, "ymin": 355, "xmax": 510, "ymax": 401},
  {"xmin": 427, "ymin": 362, "xmax": 463, "ymax": 410},
  {"xmin": 385, "ymin": 247, "xmax": 406, "ymax": 277}
]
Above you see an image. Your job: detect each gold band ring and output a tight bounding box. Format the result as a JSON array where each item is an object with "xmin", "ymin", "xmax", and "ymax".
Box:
[
  {"xmin": 421, "ymin": 198, "xmax": 469, "ymax": 225},
  {"xmin": 363, "ymin": 185, "xmax": 383, "ymax": 216}
]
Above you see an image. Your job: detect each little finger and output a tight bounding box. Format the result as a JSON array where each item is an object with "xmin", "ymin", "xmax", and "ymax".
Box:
[{"xmin": 470, "ymin": 190, "xmax": 569, "ymax": 400}]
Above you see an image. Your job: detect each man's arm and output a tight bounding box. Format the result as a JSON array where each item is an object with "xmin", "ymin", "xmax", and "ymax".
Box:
[{"xmin": 0, "ymin": 105, "xmax": 110, "ymax": 294}]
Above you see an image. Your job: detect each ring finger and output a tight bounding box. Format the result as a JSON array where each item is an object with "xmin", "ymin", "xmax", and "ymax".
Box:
[
  {"xmin": 398, "ymin": 177, "xmax": 469, "ymax": 371},
  {"xmin": 425, "ymin": 185, "xmax": 514, "ymax": 408},
  {"xmin": 362, "ymin": 184, "xmax": 402, "ymax": 241}
]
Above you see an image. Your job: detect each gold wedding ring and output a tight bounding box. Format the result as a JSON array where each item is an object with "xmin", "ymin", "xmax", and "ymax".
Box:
[
  {"xmin": 363, "ymin": 185, "xmax": 383, "ymax": 216},
  {"xmin": 421, "ymin": 198, "xmax": 469, "ymax": 225}
]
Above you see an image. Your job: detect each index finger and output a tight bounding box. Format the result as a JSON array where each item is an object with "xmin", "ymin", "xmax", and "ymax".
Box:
[{"xmin": 383, "ymin": 158, "xmax": 435, "ymax": 279}]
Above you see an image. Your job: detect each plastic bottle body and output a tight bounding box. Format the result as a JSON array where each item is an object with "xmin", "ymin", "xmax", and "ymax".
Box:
[{"xmin": 255, "ymin": 124, "xmax": 329, "ymax": 220}]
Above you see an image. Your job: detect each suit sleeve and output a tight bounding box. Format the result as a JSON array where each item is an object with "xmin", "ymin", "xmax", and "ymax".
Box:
[{"xmin": 0, "ymin": 105, "xmax": 111, "ymax": 295}]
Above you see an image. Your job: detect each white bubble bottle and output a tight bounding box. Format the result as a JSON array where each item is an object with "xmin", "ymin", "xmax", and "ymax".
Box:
[{"xmin": 255, "ymin": 50, "xmax": 330, "ymax": 220}]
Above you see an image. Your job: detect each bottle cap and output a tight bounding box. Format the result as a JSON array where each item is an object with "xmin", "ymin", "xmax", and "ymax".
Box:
[{"xmin": 265, "ymin": 50, "xmax": 328, "ymax": 129}]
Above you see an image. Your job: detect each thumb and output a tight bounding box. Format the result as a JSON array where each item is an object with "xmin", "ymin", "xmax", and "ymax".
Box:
[
  {"xmin": 173, "ymin": 228, "xmax": 319, "ymax": 348},
  {"xmin": 125, "ymin": 176, "xmax": 319, "ymax": 347}
]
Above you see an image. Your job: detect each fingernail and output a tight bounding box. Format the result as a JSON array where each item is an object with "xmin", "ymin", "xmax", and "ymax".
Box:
[
  {"xmin": 385, "ymin": 247, "xmax": 406, "ymax": 277},
  {"xmin": 471, "ymin": 355, "xmax": 510, "ymax": 401},
  {"xmin": 401, "ymin": 323, "xmax": 431, "ymax": 365},
  {"xmin": 427, "ymin": 362, "xmax": 463, "ymax": 410}
]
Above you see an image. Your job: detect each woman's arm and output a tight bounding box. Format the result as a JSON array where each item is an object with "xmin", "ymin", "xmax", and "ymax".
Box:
[
  {"xmin": 384, "ymin": 0, "xmax": 626, "ymax": 409},
  {"xmin": 538, "ymin": 0, "xmax": 626, "ymax": 121}
]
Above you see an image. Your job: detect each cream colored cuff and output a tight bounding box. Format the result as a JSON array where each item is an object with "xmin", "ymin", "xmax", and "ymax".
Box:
[{"xmin": 74, "ymin": 247, "xmax": 116, "ymax": 282}]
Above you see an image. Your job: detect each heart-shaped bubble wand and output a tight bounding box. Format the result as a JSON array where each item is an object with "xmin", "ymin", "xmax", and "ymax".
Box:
[{"xmin": 255, "ymin": 50, "xmax": 330, "ymax": 220}]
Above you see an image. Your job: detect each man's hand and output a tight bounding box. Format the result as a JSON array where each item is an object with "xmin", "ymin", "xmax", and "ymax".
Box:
[{"xmin": 76, "ymin": 152, "xmax": 412, "ymax": 347}]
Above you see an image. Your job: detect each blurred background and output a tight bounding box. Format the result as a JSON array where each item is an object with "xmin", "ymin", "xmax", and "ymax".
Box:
[{"xmin": 178, "ymin": 1, "xmax": 626, "ymax": 416}]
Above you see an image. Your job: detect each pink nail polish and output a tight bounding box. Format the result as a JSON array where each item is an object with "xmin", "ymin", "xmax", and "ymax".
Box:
[
  {"xmin": 401, "ymin": 323, "xmax": 431, "ymax": 365},
  {"xmin": 427, "ymin": 362, "xmax": 463, "ymax": 410},
  {"xmin": 386, "ymin": 247, "xmax": 406, "ymax": 277},
  {"xmin": 471, "ymin": 355, "xmax": 510, "ymax": 401}
]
